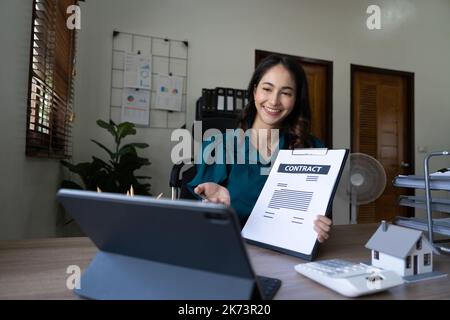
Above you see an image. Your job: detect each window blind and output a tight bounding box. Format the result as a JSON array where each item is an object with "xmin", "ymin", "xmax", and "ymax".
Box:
[{"xmin": 26, "ymin": 0, "xmax": 78, "ymax": 158}]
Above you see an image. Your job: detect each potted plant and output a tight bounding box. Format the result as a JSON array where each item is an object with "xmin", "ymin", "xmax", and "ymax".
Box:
[{"xmin": 61, "ymin": 120, "xmax": 151, "ymax": 195}]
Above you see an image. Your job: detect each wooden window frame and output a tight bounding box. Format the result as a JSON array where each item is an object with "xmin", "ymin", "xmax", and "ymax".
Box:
[
  {"xmin": 424, "ymin": 253, "xmax": 431, "ymax": 266},
  {"xmin": 416, "ymin": 238, "xmax": 422, "ymax": 250},
  {"xmin": 406, "ymin": 255, "xmax": 411, "ymax": 269},
  {"xmin": 26, "ymin": 0, "xmax": 79, "ymax": 158}
]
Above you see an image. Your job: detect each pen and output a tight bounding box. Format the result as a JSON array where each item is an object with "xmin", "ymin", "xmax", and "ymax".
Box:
[{"xmin": 198, "ymin": 193, "xmax": 208, "ymax": 201}]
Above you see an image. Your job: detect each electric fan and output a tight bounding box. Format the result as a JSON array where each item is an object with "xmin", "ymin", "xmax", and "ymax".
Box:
[{"xmin": 337, "ymin": 153, "xmax": 387, "ymax": 224}]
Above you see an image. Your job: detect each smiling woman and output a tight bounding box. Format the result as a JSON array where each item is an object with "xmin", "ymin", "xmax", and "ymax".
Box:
[
  {"xmin": 252, "ymin": 64, "xmax": 297, "ymax": 130},
  {"xmin": 186, "ymin": 54, "xmax": 331, "ymax": 242},
  {"xmin": 238, "ymin": 54, "xmax": 313, "ymax": 150}
]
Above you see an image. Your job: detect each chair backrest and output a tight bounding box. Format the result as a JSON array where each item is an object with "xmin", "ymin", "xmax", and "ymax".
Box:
[
  {"xmin": 179, "ymin": 98, "xmax": 240, "ymax": 200},
  {"xmin": 193, "ymin": 117, "xmax": 239, "ymax": 136}
]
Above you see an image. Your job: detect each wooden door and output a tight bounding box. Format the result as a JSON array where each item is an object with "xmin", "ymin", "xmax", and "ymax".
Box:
[
  {"xmin": 302, "ymin": 63, "xmax": 328, "ymax": 146},
  {"xmin": 255, "ymin": 50, "xmax": 332, "ymax": 147},
  {"xmin": 352, "ymin": 66, "xmax": 414, "ymax": 223}
]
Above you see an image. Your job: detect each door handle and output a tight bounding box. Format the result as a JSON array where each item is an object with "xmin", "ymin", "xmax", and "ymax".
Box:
[{"xmin": 400, "ymin": 161, "xmax": 410, "ymax": 168}]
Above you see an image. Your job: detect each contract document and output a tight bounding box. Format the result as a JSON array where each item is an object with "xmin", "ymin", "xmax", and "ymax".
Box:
[{"xmin": 242, "ymin": 148, "xmax": 348, "ymax": 260}]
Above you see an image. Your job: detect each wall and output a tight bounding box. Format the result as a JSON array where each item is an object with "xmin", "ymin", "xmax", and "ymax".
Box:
[
  {"xmin": 0, "ymin": 0, "xmax": 63, "ymax": 240},
  {"xmin": 73, "ymin": 0, "xmax": 450, "ymax": 224},
  {"xmin": 374, "ymin": 252, "xmax": 406, "ymax": 276},
  {"xmin": 1, "ymin": 1, "xmax": 449, "ymax": 240}
]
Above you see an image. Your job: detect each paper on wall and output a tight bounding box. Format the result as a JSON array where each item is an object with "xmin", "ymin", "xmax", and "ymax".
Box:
[
  {"xmin": 124, "ymin": 52, "xmax": 151, "ymax": 90},
  {"xmin": 154, "ymin": 73, "xmax": 183, "ymax": 112},
  {"xmin": 121, "ymin": 88, "xmax": 150, "ymax": 125}
]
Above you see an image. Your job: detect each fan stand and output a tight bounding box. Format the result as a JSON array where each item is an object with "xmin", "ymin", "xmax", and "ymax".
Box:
[
  {"xmin": 350, "ymin": 187, "xmax": 357, "ymax": 224},
  {"xmin": 350, "ymin": 173, "xmax": 365, "ymax": 224},
  {"xmin": 351, "ymin": 203, "xmax": 357, "ymax": 224}
]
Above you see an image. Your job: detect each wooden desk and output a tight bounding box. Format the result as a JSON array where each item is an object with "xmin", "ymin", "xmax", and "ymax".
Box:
[{"xmin": 0, "ymin": 224, "xmax": 449, "ymax": 299}]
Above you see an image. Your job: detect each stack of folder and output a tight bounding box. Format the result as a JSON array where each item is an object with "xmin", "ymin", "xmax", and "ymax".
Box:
[
  {"xmin": 398, "ymin": 196, "xmax": 450, "ymax": 213},
  {"xmin": 200, "ymin": 87, "xmax": 248, "ymax": 117},
  {"xmin": 393, "ymin": 169, "xmax": 450, "ymax": 239},
  {"xmin": 394, "ymin": 216, "xmax": 450, "ymax": 237},
  {"xmin": 393, "ymin": 175, "xmax": 450, "ymax": 190}
]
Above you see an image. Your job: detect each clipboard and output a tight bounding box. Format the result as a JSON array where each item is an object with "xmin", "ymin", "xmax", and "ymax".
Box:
[{"xmin": 242, "ymin": 148, "xmax": 349, "ymax": 261}]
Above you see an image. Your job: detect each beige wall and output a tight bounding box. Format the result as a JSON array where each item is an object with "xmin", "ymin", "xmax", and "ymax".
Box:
[
  {"xmin": 73, "ymin": 0, "xmax": 450, "ymax": 224},
  {"xmin": 0, "ymin": 0, "xmax": 62, "ymax": 240},
  {"xmin": 1, "ymin": 0, "xmax": 449, "ymax": 239}
]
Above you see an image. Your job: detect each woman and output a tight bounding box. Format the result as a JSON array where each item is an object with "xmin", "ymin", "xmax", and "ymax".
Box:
[{"xmin": 187, "ymin": 54, "xmax": 331, "ymax": 243}]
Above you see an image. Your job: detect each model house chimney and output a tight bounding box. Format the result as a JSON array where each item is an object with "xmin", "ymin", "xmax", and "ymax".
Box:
[{"xmin": 381, "ymin": 220, "xmax": 388, "ymax": 232}]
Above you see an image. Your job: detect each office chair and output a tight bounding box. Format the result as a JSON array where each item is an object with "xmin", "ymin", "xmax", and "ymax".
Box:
[{"xmin": 170, "ymin": 97, "xmax": 240, "ymax": 200}]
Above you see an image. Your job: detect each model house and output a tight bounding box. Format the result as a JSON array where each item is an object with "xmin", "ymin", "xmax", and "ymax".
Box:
[{"xmin": 365, "ymin": 221, "xmax": 435, "ymax": 277}]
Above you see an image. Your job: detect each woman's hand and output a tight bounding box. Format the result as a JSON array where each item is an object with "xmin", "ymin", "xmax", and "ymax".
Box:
[
  {"xmin": 314, "ymin": 215, "xmax": 332, "ymax": 243},
  {"xmin": 194, "ymin": 183, "xmax": 231, "ymax": 206}
]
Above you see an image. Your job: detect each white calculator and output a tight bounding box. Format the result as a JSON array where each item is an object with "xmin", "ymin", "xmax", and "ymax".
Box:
[{"xmin": 294, "ymin": 259, "xmax": 404, "ymax": 297}]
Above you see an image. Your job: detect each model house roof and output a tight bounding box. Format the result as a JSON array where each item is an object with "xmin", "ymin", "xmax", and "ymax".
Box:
[{"xmin": 365, "ymin": 222, "xmax": 433, "ymax": 258}]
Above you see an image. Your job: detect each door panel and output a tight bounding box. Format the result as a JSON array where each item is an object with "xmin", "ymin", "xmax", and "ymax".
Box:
[
  {"xmin": 413, "ymin": 255, "xmax": 418, "ymax": 275},
  {"xmin": 352, "ymin": 67, "xmax": 414, "ymax": 223},
  {"xmin": 302, "ymin": 63, "xmax": 327, "ymax": 145}
]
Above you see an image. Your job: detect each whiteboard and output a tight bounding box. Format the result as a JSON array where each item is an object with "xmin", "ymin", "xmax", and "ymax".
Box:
[{"xmin": 109, "ymin": 30, "xmax": 188, "ymax": 129}]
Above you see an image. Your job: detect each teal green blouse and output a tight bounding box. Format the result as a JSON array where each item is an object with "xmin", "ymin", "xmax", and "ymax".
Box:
[{"xmin": 187, "ymin": 133, "xmax": 324, "ymax": 224}]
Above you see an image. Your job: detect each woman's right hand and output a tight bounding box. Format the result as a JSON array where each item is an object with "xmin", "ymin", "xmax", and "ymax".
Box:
[{"xmin": 194, "ymin": 183, "xmax": 231, "ymax": 206}]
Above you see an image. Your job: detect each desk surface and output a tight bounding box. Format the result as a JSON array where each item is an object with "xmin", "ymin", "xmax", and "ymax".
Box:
[{"xmin": 0, "ymin": 223, "xmax": 449, "ymax": 299}]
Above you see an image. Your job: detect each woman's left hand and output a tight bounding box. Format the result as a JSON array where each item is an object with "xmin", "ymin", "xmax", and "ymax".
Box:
[{"xmin": 314, "ymin": 215, "xmax": 332, "ymax": 243}]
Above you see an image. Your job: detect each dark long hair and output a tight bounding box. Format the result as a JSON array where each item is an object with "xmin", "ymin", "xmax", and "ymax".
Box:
[{"xmin": 237, "ymin": 54, "xmax": 313, "ymax": 148}]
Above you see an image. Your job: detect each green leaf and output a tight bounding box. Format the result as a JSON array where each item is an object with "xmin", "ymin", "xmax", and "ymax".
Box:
[
  {"xmin": 61, "ymin": 160, "xmax": 92, "ymax": 177},
  {"xmin": 90, "ymin": 139, "xmax": 114, "ymax": 159},
  {"xmin": 116, "ymin": 122, "xmax": 136, "ymax": 141},
  {"xmin": 117, "ymin": 143, "xmax": 148, "ymax": 157},
  {"xmin": 137, "ymin": 157, "xmax": 151, "ymax": 166},
  {"xmin": 121, "ymin": 142, "xmax": 149, "ymax": 150},
  {"xmin": 117, "ymin": 145, "xmax": 136, "ymax": 158},
  {"xmin": 97, "ymin": 120, "xmax": 117, "ymax": 141},
  {"xmin": 60, "ymin": 160, "xmax": 76, "ymax": 171},
  {"xmin": 91, "ymin": 156, "xmax": 113, "ymax": 171}
]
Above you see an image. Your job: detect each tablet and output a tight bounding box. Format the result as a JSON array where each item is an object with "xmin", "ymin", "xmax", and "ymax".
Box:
[{"xmin": 57, "ymin": 189, "xmax": 281, "ymax": 300}]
